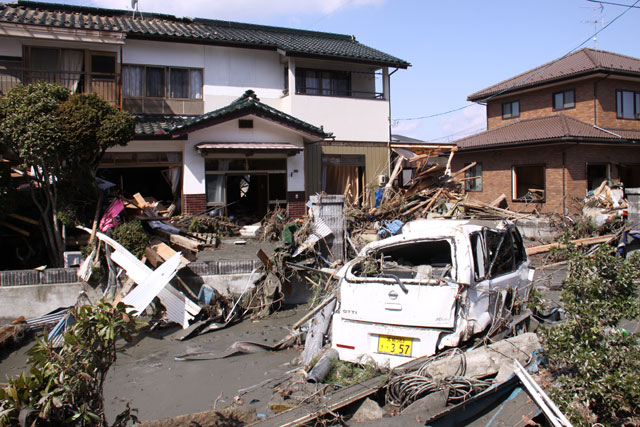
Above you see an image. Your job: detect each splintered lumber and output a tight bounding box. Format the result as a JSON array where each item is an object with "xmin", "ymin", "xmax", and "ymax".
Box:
[
  {"xmin": 489, "ymin": 194, "xmax": 507, "ymax": 208},
  {"xmin": 7, "ymin": 214, "xmax": 39, "ymax": 226},
  {"xmin": 0, "ymin": 221, "xmax": 29, "ymax": 236},
  {"xmin": 154, "ymin": 230, "xmax": 201, "ymax": 252},
  {"xmin": 461, "ymin": 201, "xmax": 529, "ymax": 220},
  {"xmin": 449, "ymin": 161, "xmax": 476, "ymax": 180},
  {"xmin": 526, "ymin": 234, "xmax": 616, "ymax": 255},
  {"xmin": 404, "ymin": 188, "xmax": 443, "ymax": 216},
  {"xmin": 132, "ymin": 192, "xmax": 149, "ymax": 209},
  {"xmin": 291, "ymin": 294, "xmax": 336, "ymax": 331},
  {"xmin": 146, "ymin": 239, "xmax": 191, "ymax": 269}
]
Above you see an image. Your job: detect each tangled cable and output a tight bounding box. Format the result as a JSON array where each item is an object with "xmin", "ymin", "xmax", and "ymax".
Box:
[{"xmin": 385, "ymin": 348, "xmax": 493, "ymax": 410}]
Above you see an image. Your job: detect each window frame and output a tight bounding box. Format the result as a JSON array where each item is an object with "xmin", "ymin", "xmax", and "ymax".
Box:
[
  {"xmin": 512, "ymin": 164, "xmax": 546, "ymax": 203},
  {"xmin": 616, "ymin": 89, "xmax": 640, "ymax": 120},
  {"xmin": 552, "ymin": 89, "xmax": 575, "ymax": 111},
  {"xmin": 122, "ymin": 64, "xmax": 203, "ymax": 100},
  {"xmin": 465, "ymin": 162, "xmax": 483, "ymax": 192},
  {"xmin": 501, "ymin": 100, "xmax": 520, "ymax": 119},
  {"xmin": 295, "ymin": 67, "xmax": 352, "ymax": 97}
]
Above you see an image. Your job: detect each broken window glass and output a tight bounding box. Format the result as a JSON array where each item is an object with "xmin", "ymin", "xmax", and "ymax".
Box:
[
  {"xmin": 486, "ymin": 230, "xmax": 515, "ymax": 277},
  {"xmin": 352, "ymin": 240, "xmax": 453, "ymax": 281}
]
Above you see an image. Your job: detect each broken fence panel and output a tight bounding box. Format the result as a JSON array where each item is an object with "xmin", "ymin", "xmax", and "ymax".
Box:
[
  {"xmin": 77, "ymin": 226, "xmax": 200, "ymax": 328},
  {"xmin": 122, "ymin": 252, "xmax": 182, "ymax": 316},
  {"xmin": 513, "ymin": 360, "xmax": 572, "ymax": 427}
]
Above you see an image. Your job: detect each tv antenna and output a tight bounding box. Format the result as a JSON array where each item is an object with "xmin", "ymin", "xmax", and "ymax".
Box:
[
  {"xmin": 131, "ymin": 0, "xmax": 143, "ymax": 19},
  {"xmin": 581, "ymin": 4, "xmax": 605, "ymax": 49}
]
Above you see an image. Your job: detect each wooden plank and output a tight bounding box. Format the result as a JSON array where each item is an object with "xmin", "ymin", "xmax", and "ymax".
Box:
[
  {"xmin": 489, "ymin": 194, "xmax": 507, "ymax": 208},
  {"xmin": 291, "ymin": 294, "xmax": 336, "ymax": 331},
  {"xmin": 257, "ymin": 249, "xmax": 273, "ymax": 272},
  {"xmin": 7, "ymin": 214, "xmax": 39, "ymax": 226},
  {"xmin": 450, "ymin": 161, "xmax": 476, "ymax": 180},
  {"xmin": 132, "ymin": 192, "xmax": 148, "ymax": 208},
  {"xmin": 526, "ymin": 234, "xmax": 616, "ymax": 255},
  {"xmin": 0, "ymin": 221, "xmax": 29, "ymax": 237}
]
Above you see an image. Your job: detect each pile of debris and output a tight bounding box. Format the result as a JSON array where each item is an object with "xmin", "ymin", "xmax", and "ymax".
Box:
[{"xmin": 582, "ymin": 180, "xmax": 627, "ymax": 227}]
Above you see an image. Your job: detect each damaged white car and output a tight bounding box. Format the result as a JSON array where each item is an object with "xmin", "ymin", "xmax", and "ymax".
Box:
[{"xmin": 331, "ymin": 219, "xmax": 534, "ymax": 368}]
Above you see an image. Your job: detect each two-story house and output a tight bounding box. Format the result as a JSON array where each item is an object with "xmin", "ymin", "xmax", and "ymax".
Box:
[
  {"xmin": 0, "ymin": 1, "xmax": 409, "ymax": 219},
  {"xmin": 452, "ymin": 48, "xmax": 640, "ymax": 214}
]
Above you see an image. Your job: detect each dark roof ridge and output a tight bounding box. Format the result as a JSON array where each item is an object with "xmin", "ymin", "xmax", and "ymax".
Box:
[
  {"xmin": 468, "ymin": 47, "xmax": 640, "ymax": 101},
  {"xmin": 467, "ymin": 49, "xmax": 588, "ymax": 101},
  {"xmin": 11, "ymin": 0, "xmax": 354, "ymax": 40}
]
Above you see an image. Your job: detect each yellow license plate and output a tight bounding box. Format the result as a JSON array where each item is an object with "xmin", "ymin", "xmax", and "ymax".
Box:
[{"xmin": 377, "ymin": 335, "xmax": 412, "ymax": 356}]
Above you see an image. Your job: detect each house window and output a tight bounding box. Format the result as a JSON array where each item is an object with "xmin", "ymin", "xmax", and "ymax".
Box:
[
  {"xmin": 296, "ymin": 68, "xmax": 351, "ymax": 97},
  {"xmin": 587, "ymin": 164, "xmax": 609, "ymax": 192},
  {"xmin": 553, "ymin": 89, "xmax": 575, "ymax": 110},
  {"xmin": 512, "ymin": 164, "xmax": 545, "ymax": 202},
  {"xmin": 122, "ymin": 65, "xmax": 202, "ymax": 99},
  {"xmin": 502, "ymin": 101, "xmax": 520, "ymax": 119},
  {"xmin": 146, "ymin": 67, "xmax": 165, "ymax": 97},
  {"xmin": 465, "ymin": 163, "xmax": 482, "ymax": 192},
  {"xmin": 616, "ymin": 90, "xmax": 640, "ymax": 119}
]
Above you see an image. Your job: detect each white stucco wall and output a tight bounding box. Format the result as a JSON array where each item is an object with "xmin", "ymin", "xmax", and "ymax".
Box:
[
  {"xmin": 123, "ymin": 40, "xmax": 286, "ymax": 112},
  {"xmin": 181, "ymin": 115, "xmax": 307, "ymax": 195},
  {"xmin": 292, "ymin": 95, "xmax": 390, "ymax": 142},
  {"xmin": 0, "ymin": 35, "xmax": 121, "ymax": 57},
  {"xmin": 287, "ymin": 151, "xmax": 305, "ymax": 191},
  {"xmin": 0, "ymin": 36, "xmax": 23, "ymax": 56}
]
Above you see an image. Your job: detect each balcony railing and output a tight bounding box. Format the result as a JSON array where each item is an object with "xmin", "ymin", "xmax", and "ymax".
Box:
[{"xmin": 0, "ymin": 68, "xmax": 121, "ymax": 108}]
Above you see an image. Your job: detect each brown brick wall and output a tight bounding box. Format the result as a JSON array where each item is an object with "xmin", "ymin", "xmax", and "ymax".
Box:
[
  {"xmin": 486, "ymin": 77, "xmax": 640, "ymax": 131},
  {"xmin": 288, "ymin": 200, "xmax": 306, "ymax": 219},
  {"xmin": 183, "ymin": 193, "xmax": 206, "ymax": 215},
  {"xmin": 452, "ymin": 143, "xmax": 640, "ymax": 214}
]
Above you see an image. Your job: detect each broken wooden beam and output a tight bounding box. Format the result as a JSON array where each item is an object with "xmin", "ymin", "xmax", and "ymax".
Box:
[{"xmin": 526, "ymin": 234, "xmax": 616, "ymax": 255}]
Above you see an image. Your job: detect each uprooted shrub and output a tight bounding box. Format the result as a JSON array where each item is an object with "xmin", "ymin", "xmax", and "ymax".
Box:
[
  {"xmin": 111, "ymin": 220, "xmax": 148, "ymax": 259},
  {"xmin": 541, "ymin": 245, "xmax": 640, "ymax": 426},
  {"xmin": 0, "ymin": 300, "xmax": 145, "ymax": 426}
]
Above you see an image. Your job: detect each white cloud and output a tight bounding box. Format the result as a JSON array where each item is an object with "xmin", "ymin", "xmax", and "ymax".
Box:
[
  {"xmin": 86, "ymin": 0, "xmax": 384, "ymax": 22},
  {"xmin": 391, "ymin": 118, "xmax": 423, "ymax": 138},
  {"xmin": 435, "ymin": 103, "xmax": 486, "ymax": 142}
]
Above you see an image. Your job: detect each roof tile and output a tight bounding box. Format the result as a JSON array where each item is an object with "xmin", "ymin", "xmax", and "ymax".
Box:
[
  {"xmin": 456, "ymin": 114, "xmax": 640, "ymax": 150},
  {"xmin": 0, "ymin": 1, "xmax": 409, "ymax": 68},
  {"xmin": 468, "ymin": 48, "xmax": 640, "ymax": 101}
]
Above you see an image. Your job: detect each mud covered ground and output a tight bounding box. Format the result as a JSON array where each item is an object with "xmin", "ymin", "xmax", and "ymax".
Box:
[{"xmin": 0, "ymin": 303, "xmax": 309, "ymax": 423}]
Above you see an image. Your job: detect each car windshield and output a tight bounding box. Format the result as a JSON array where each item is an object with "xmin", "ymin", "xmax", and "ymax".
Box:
[{"xmin": 352, "ymin": 239, "xmax": 453, "ymax": 281}]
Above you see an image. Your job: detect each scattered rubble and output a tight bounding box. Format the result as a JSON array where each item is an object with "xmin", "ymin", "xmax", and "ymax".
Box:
[{"xmin": 4, "ymin": 150, "xmax": 640, "ymax": 426}]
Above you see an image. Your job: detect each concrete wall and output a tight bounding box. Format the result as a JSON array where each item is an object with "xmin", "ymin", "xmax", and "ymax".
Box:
[{"xmin": 0, "ymin": 283, "xmax": 102, "ymax": 319}]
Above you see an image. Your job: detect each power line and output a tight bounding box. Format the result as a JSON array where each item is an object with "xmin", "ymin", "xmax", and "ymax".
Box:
[
  {"xmin": 394, "ymin": 0, "xmax": 640, "ymax": 122},
  {"xmin": 587, "ymin": 0, "xmax": 640, "ymax": 9}
]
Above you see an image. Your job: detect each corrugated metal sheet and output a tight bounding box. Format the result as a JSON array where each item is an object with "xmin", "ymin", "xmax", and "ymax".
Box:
[{"xmin": 309, "ymin": 194, "xmax": 345, "ymax": 262}]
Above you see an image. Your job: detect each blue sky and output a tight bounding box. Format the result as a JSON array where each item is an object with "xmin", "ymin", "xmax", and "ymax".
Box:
[{"xmin": 37, "ymin": 0, "xmax": 640, "ymax": 142}]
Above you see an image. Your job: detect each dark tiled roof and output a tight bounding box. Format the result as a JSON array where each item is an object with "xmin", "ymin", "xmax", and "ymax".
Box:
[
  {"xmin": 134, "ymin": 90, "xmax": 330, "ymax": 139},
  {"xmin": 0, "ymin": 1, "xmax": 409, "ymax": 68},
  {"xmin": 134, "ymin": 115, "xmax": 191, "ymax": 136},
  {"xmin": 468, "ymin": 48, "xmax": 640, "ymax": 101},
  {"xmin": 173, "ymin": 90, "xmax": 330, "ymax": 138},
  {"xmin": 455, "ymin": 114, "xmax": 640, "ymax": 151}
]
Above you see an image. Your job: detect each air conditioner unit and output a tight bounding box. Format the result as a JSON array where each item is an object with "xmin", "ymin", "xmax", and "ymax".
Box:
[{"xmin": 377, "ymin": 174, "xmax": 389, "ymax": 186}]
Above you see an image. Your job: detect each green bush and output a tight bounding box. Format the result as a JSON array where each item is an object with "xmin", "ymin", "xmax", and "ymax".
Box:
[
  {"xmin": 541, "ymin": 245, "xmax": 640, "ymax": 426},
  {"xmin": 111, "ymin": 220, "xmax": 148, "ymax": 259},
  {"xmin": 0, "ymin": 300, "xmax": 145, "ymax": 426}
]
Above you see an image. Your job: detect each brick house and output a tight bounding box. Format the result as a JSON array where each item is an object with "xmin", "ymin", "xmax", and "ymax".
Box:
[
  {"xmin": 0, "ymin": 1, "xmax": 409, "ymax": 219},
  {"xmin": 452, "ymin": 48, "xmax": 640, "ymax": 214}
]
